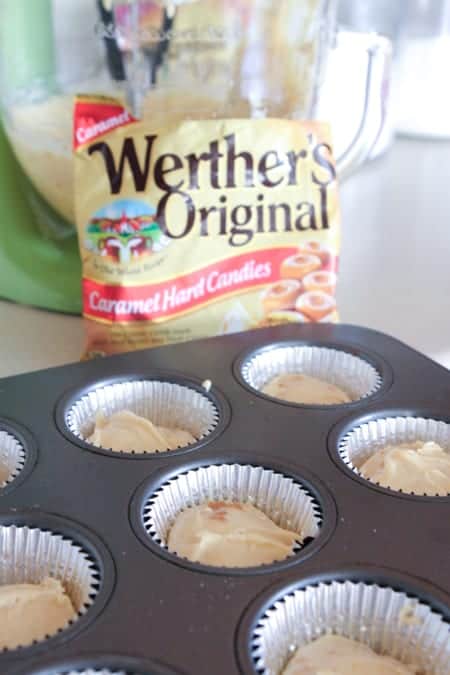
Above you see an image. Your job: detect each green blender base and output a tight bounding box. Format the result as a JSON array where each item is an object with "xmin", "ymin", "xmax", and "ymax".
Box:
[{"xmin": 0, "ymin": 124, "xmax": 82, "ymax": 314}]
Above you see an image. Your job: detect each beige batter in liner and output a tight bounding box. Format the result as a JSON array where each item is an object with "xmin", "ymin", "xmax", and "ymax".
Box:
[
  {"xmin": 0, "ymin": 577, "xmax": 76, "ymax": 650},
  {"xmin": 167, "ymin": 501, "xmax": 299, "ymax": 567},
  {"xmin": 283, "ymin": 634, "xmax": 418, "ymax": 675},
  {"xmin": 262, "ymin": 372, "xmax": 351, "ymax": 405},
  {"xmin": 360, "ymin": 441, "xmax": 450, "ymax": 496},
  {"xmin": 0, "ymin": 463, "xmax": 9, "ymax": 485},
  {"xmin": 88, "ymin": 410, "xmax": 196, "ymax": 453}
]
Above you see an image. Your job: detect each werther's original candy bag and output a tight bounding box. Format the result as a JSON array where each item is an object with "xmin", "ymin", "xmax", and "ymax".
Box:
[{"xmin": 74, "ymin": 96, "xmax": 340, "ymax": 356}]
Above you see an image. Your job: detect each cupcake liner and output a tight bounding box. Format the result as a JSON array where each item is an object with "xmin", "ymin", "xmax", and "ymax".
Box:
[
  {"xmin": 46, "ymin": 659, "xmax": 179, "ymax": 675},
  {"xmin": 0, "ymin": 525, "xmax": 100, "ymax": 650},
  {"xmin": 0, "ymin": 430, "xmax": 26, "ymax": 488},
  {"xmin": 241, "ymin": 345, "xmax": 381, "ymax": 404},
  {"xmin": 339, "ymin": 416, "xmax": 450, "ymax": 496},
  {"xmin": 60, "ymin": 672, "xmax": 126, "ymax": 675},
  {"xmin": 34, "ymin": 659, "xmax": 171, "ymax": 675},
  {"xmin": 252, "ymin": 580, "xmax": 450, "ymax": 674},
  {"xmin": 30, "ymin": 654, "xmax": 175, "ymax": 675},
  {"xmin": 66, "ymin": 380, "xmax": 219, "ymax": 454},
  {"xmin": 143, "ymin": 463, "xmax": 322, "ymax": 566},
  {"xmin": 52, "ymin": 665, "xmax": 171, "ymax": 675}
]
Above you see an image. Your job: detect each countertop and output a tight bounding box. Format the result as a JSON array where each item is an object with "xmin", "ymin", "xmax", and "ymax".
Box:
[{"xmin": 1, "ymin": 137, "xmax": 450, "ymax": 378}]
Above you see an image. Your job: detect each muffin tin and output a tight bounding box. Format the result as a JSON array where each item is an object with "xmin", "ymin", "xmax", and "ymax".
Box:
[{"xmin": 0, "ymin": 323, "xmax": 448, "ymax": 674}]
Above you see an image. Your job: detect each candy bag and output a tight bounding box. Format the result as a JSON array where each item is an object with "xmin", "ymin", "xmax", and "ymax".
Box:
[{"xmin": 74, "ymin": 95, "xmax": 340, "ymax": 356}]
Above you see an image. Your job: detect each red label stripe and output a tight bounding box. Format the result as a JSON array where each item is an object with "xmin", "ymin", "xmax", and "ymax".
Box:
[{"xmin": 82, "ymin": 248, "xmax": 306, "ymax": 323}]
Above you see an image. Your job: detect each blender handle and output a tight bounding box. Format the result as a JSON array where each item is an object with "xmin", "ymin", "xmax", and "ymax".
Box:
[{"xmin": 335, "ymin": 33, "xmax": 392, "ymax": 181}]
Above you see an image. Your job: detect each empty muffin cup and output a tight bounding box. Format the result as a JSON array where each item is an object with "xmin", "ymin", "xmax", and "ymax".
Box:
[
  {"xmin": 143, "ymin": 463, "xmax": 322, "ymax": 569},
  {"xmin": 251, "ymin": 579, "xmax": 450, "ymax": 674},
  {"xmin": 338, "ymin": 416, "xmax": 450, "ymax": 497},
  {"xmin": 0, "ymin": 525, "xmax": 100, "ymax": 651},
  {"xmin": 0, "ymin": 430, "xmax": 26, "ymax": 488},
  {"xmin": 241, "ymin": 344, "xmax": 381, "ymax": 405},
  {"xmin": 66, "ymin": 379, "xmax": 219, "ymax": 454}
]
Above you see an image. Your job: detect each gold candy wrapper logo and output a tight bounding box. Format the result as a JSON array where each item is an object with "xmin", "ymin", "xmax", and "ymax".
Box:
[{"xmin": 88, "ymin": 131, "xmax": 335, "ymax": 248}]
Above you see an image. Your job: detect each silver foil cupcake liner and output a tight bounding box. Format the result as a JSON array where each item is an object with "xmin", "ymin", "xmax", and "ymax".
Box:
[
  {"xmin": 143, "ymin": 463, "xmax": 322, "ymax": 566},
  {"xmin": 0, "ymin": 525, "xmax": 100, "ymax": 650},
  {"xmin": 0, "ymin": 430, "xmax": 26, "ymax": 488},
  {"xmin": 241, "ymin": 345, "xmax": 381, "ymax": 404},
  {"xmin": 59, "ymin": 672, "xmax": 126, "ymax": 675},
  {"xmin": 339, "ymin": 416, "xmax": 450, "ymax": 496},
  {"xmin": 66, "ymin": 380, "xmax": 219, "ymax": 454},
  {"xmin": 252, "ymin": 580, "xmax": 450, "ymax": 674}
]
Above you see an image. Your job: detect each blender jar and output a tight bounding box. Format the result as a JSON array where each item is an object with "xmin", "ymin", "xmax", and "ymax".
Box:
[{"xmin": 0, "ymin": 0, "xmax": 335, "ymax": 237}]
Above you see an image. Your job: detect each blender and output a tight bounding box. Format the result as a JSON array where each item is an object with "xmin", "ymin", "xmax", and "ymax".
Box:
[{"xmin": 0, "ymin": 0, "xmax": 389, "ymax": 313}]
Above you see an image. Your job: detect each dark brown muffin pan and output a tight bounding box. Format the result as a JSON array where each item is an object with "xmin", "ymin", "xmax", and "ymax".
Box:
[{"xmin": 0, "ymin": 323, "xmax": 448, "ymax": 674}]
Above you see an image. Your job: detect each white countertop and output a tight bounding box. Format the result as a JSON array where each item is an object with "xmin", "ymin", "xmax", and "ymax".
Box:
[{"xmin": 1, "ymin": 137, "xmax": 450, "ymax": 378}]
